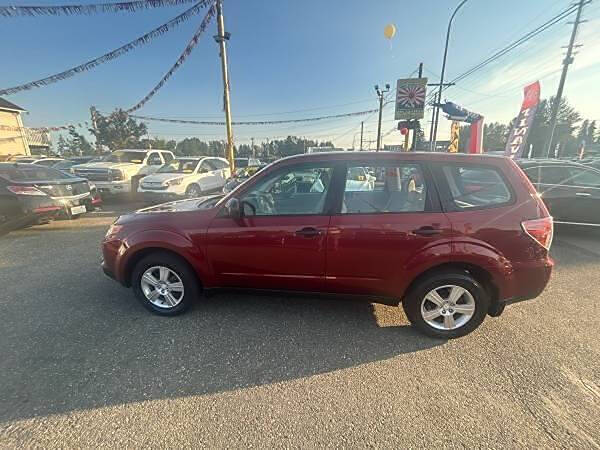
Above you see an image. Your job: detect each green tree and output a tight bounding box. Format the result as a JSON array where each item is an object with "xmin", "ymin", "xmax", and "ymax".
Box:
[
  {"xmin": 175, "ymin": 138, "xmax": 209, "ymax": 156},
  {"xmin": 134, "ymin": 138, "xmax": 176, "ymax": 151},
  {"xmin": 89, "ymin": 108, "xmax": 147, "ymax": 150},
  {"xmin": 66, "ymin": 126, "xmax": 94, "ymax": 155},
  {"xmin": 56, "ymin": 135, "xmax": 70, "ymax": 156},
  {"xmin": 526, "ymin": 97, "xmax": 581, "ymax": 157},
  {"xmin": 483, "ymin": 122, "xmax": 509, "ymax": 151}
]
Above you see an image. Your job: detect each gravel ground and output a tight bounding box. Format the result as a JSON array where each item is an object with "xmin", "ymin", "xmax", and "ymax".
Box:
[{"xmin": 0, "ymin": 203, "xmax": 599, "ymax": 448}]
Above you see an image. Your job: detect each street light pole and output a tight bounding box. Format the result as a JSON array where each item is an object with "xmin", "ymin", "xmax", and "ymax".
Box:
[
  {"xmin": 214, "ymin": 0, "xmax": 235, "ymax": 172},
  {"xmin": 431, "ymin": 0, "xmax": 468, "ymax": 152},
  {"xmin": 375, "ymin": 84, "xmax": 390, "ymax": 152}
]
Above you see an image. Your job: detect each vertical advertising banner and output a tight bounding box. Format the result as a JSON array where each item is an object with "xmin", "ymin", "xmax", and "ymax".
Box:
[
  {"xmin": 505, "ymin": 81, "xmax": 541, "ymax": 159},
  {"xmin": 468, "ymin": 118, "xmax": 484, "ymax": 154}
]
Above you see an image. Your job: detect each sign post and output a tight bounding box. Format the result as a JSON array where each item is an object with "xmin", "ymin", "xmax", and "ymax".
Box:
[{"xmin": 395, "ymin": 78, "xmax": 428, "ymax": 121}]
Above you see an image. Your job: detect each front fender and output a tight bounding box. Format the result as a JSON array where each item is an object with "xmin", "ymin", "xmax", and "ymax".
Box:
[{"xmin": 117, "ymin": 229, "xmax": 210, "ymax": 286}]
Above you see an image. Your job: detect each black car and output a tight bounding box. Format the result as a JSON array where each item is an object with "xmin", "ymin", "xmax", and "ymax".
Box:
[
  {"xmin": 0, "ymin": 163, "xmax": 95, "ymax": 219},
  {"xmin": 0, "ymin": 174, "xmax": 63, "ymax": 236},
  {"xmin": 52, "ymin": 156, "xmax": 99, "ymax": 173},
  {"xmin": 517, "ymin": 159, "xmax": 600, "ymax": 226}
]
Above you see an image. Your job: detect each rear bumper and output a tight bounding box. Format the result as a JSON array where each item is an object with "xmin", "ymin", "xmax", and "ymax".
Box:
[{"xmin": 489, "ymin": 257, "xmax": 553, "ymax": 316}]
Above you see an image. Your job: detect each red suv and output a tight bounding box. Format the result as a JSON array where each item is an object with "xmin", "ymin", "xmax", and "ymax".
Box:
[{"xmin": 102, "ymin": 152, "xmax": 553, "ymax": 338}]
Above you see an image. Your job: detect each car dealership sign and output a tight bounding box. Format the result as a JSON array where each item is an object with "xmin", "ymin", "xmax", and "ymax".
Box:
[{"xmin": 395, "ymin": 77, "xmax": 428, "ymax": 120}]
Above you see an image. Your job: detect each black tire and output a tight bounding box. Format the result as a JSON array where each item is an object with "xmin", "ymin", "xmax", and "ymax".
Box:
[
  {"xmin": 185, "ymin": 184, "xmax": 202, "ymax": 198},
  {"xmin": 131, "ymin": 252, "xmax": 199, "ymax": 316},
  {"xmin": 130, "ymin": 176, "xmax": 142, "ymax": 201},
  {"xmin": 402, "ymin": 271, "xmax": 489, "ymax": 339}
]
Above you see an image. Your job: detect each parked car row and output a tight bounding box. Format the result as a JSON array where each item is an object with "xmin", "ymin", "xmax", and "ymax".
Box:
[
  {"xmin": 517, "ymin": 159, "xmax": 600, "ymax": 227},
  {"xmin": 0, "ymin": 162, "xmax": 102, "ymax": 235}
]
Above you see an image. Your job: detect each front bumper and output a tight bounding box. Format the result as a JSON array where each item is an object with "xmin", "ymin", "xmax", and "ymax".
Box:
[{"xmin": 94, "ymin": 181, "xmax": 131, "ymax": 195}]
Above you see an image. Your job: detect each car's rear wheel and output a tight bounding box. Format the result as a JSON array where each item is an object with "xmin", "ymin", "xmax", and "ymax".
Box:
[
  {"xmin": 185, "ymin": 184, "xmax": 202, "ymax": 198},
  {"xmin": 131, "ymin": 252, "xmax": 198, "ymax": 315},
  {"xmin": 403, "ymin": 271, "xmax": 489, "ymax": 339}
]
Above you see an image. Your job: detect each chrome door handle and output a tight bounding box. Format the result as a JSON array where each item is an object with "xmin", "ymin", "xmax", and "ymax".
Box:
[
  {"xmin": 576, "ymin": 192, "xmax": 591, "ymax": 197},
  {"xmin": 295, "ymin": 227, "xmax": 321, "ymax": 237}
]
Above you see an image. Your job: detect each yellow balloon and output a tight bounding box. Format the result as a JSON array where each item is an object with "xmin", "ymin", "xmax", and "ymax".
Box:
[{"xmin": 384, "ymin": 24, "xmax": 396, "ymax": 39}]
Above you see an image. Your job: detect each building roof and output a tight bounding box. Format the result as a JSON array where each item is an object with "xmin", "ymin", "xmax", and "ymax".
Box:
[{"xmin": 0, "ymin": 97, "xmax": 26, "ymax": 112}]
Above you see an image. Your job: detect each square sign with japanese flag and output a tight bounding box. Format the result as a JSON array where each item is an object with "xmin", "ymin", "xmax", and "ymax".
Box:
[{"xmin": 395, "ymin": 77, "xmax": 428, "ymax": 120}]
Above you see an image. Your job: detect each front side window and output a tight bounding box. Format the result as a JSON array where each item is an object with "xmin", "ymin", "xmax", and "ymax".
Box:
[
  {"xmin": 539, "ymin": 166, "xmax": 570, "ymax": 185},
  {"xmin": 442, "ymin": 165, "xmax": 512, "ymax": 210},
  {"xmin": 240, "ymin": 165, "xmax": 334, "ymax": 216},
  {"xmin": 199, "ymin": 160, "xmax": 218, "ymax": 173},
  {"xmin": 342, "ymin": 164, "xmax": 427, "ymax": 213},
  {"xmin": 570, "ymin": 168, "xmax": 600, "ymax": 187},
  {"xmin": 162, "ymin": 152, "xmax": 174, "ymax": 163}
]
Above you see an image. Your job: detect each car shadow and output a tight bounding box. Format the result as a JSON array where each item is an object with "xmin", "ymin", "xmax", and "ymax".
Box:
[{"xmin": 1, "ymin": 275, "xmax": 443, "ymax": 423}]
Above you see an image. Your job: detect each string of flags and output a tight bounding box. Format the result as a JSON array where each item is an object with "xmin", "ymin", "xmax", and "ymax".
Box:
[
  {"xmin": 0, "ymin": 1, "xmax": 209, "ymax": 96},
  {"xmin": 126, "ymin": 3, "xmax": 216, "ymax": 113},
  {"xmin": 131, "ymin": 109, "xmax": 381, "ymax": 126},
  {"xmin": 0, "ymin": 0, "xmax": 210, "ymax": 18}
]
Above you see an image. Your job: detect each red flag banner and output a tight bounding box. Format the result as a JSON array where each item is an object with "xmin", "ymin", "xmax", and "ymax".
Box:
[{"xmin": 505, "ymin": 81, "xmax": 540, "ymax": 158}]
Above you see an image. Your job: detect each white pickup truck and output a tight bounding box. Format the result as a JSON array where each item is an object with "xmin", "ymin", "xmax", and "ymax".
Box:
[{"xmin": 72, "ymin": 149, "xmax": 175, "ymax": 196}]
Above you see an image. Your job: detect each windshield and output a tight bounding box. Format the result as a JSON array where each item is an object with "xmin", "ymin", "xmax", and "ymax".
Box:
[
  {"xmin": 157, "ymin": 159, "xmax": 200, "ymax": 174},
  {"xmin": 102, "ymin": 151, "xmax": 145, "ymax": 164}
]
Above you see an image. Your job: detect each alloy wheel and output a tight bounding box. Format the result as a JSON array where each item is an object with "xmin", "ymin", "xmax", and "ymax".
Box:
[
  {"xmin": 140, "ymin": 266, "xmax": 185, "ymax": 309},
  {"xmin": 420, "ymin": 284, "xmax": 476, "ymax": 331}
]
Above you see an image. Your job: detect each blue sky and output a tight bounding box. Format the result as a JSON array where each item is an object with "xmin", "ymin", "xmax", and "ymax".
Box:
[{"xmin": 1, "ymin": 0, "xmax": 600, "ymax": 148}]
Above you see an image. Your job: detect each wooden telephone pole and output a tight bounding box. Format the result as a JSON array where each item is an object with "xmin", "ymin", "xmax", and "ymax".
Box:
[{"xmin": 214, "ymin": 0, "xmax": 235, "ymax": 171}]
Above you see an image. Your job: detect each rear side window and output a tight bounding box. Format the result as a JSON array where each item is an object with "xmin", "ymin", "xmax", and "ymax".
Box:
[
  {"xmin": 441, "ymin": 165, "xmax": 512, "ymax": 210},
  {"xmin": 342, "ymin": 164, "xmax": 428, "ymax": 213},
  {"xmin": 162, "ymin": 152, "xmax": 174, "ymax": 163},
  {"xmin": 211, "ymin": 159, "xmax": 229, "ymax": 169}
]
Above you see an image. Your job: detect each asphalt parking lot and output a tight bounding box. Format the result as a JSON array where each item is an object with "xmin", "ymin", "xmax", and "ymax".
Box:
[{"xmin": 1, "ymin": 203, "xmax": 599, "ymax": 448}]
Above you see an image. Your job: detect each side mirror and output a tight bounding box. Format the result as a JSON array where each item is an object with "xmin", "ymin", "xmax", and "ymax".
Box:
[{"xmin": 225, "ymin": 197, "xmax": 241, "ymax": 219}]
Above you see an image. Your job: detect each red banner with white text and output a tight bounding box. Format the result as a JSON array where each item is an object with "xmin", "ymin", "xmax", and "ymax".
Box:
[{"xmin": 505, "ymin": 81, "xmax": 540, "ymax": 158}]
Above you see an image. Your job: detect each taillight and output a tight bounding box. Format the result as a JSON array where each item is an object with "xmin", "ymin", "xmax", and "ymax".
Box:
[
  {"xmin": 522, "ymin": 217, "xmax": 554, "ymax": 250},
  {"xmin": 7, "ymin": 185, "xmax": 47, "ymax": 196}
]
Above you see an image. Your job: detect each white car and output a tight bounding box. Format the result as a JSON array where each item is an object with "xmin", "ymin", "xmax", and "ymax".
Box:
[
  {"xmin": 345, "ymin": 167, "xmax": 376, "ymax": 191},
  {"xmin": 72, "ymin": 149, "xmax": 176, "ymax": 196},
  {"xmin": 138, "ymin": 157, "xmax": 230, "ymax": 203}
]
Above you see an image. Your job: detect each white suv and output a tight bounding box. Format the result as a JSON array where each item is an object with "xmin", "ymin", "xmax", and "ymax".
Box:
[
  {"xmin": 138, "ymin": 157, "xmax": 230, "ymax": 203},
  {"xmin": 72, "ymin": 149, "xmax": 175, "ymax": 196}
]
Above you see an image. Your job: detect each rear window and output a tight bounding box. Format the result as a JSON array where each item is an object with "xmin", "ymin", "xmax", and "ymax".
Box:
[
  {"xmin": 441, "ymin": 165, "xmax": 512, "ymax": 210},
  {"xmin": 8, "ymin": 166, "xmax": 72, "ymax": 181}
]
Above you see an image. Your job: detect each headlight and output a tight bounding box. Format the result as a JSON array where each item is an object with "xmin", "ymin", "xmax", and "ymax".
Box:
[
  {"xmin": 166, "ymin": 177, "xmax": 183, "ymax": 186},
  {"xmin": 109, "ymin": 169, "xmax": 123, "ymax": 181},
  {"xmin": 105, "ymin": 223, "xmax": 123, "ymax": 239}
]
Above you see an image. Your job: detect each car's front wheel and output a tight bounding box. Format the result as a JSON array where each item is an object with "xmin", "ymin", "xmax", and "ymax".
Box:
[
  {"xmin": 185, "ymin": 184, "xmax": 202, "ymax": 198},
  {"xmin": 131, "ymin": 252, "xmax": 199, "ymax": 315},
  {"xmin": 403, "ymin": 271, "xmax": 489, "ymax": 339}
]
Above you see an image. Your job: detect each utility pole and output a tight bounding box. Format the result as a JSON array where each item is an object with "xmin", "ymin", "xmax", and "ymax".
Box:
[
  {"xmin": 214, "ymin": 0, "xmax": 235, "ymax": 172},
  {"xmin": 545, "ymin": 0, "xmax": 587, "ymax": 158},
  {"xmin": 375, "ymin": 83, "xmax": 390, "ymax": 152},
  {"xmin": 251, "ymin": 137, "xmax": 255, "ymax": 158},
  {"xmin": 431, "ymin": 0, "xmax": 469, "ymax": 151},
  {"xmin": 360, "ymin": 121, "xmax": 364, "ymax": 151}
]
